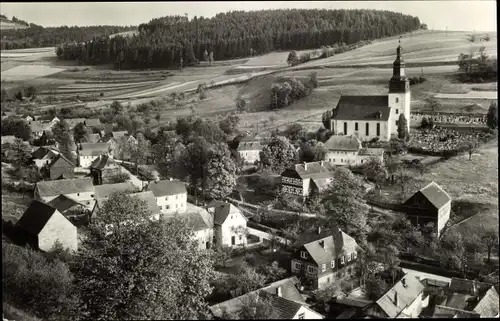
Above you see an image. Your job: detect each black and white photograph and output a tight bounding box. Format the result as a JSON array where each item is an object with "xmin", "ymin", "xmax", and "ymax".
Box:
[{"xmin": 1, "ymin": 1, "xmax": 498, "ymax": 319}]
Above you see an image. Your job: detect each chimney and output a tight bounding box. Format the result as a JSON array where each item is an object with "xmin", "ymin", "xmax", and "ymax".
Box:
[
  {"xmin": 317, "ymin": 226, "xmax": 322, "ymax": 235},
  {"xmin": 320, "ymin": 160, "xmax": 324, "ymax": 167},
  {"xmin": 401, "ymin": 278, "xmax": 407, "ymax": 288},
  {"xmin": 319, "ymin": 240, "xmax": 325, "ymax": 249},
  {"xmin": 169, "ymin": 177, "xmax": 173, "ymax": 181},
  {"xmin": 304, "ymin": 162, "xmax": 308, "ymax": 170},
  {"xmin": 472, "ymin": 281, "xmax": 478, "ymax": 296},
  {"xmin": 394, "ymin": 292, "xmax": 398, "ymax": 306},
  {"xmin": 276, "ymin": 286, "xmax": 282, "ymax": 297}
]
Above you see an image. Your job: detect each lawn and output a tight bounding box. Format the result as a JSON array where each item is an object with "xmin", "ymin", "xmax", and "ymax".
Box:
[{"xmin": 1, "ymin": 65, "xmax": 66, "ymax": 81}]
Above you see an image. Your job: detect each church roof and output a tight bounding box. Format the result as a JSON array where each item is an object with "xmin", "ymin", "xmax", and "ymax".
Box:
[{"xmin": 332, "ymin": 95, "xmax": 390, "ymax": 121}]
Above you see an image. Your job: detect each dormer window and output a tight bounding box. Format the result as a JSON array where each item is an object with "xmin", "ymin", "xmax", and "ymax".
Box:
[
  {"xmin": 376, "ymin": 111, "xmax": 382, "ymax": 119},
  {"xmin": 341, "ymin": 256, "xmax": 345, "ymax": 264},
  {"xmin": 331, "ymin": 260, "xmax": 335, "ymax": 268},
  {"xmin": 300, "ymin": 251, "xmax": 307, "ymax": 259},
  {"xmin": 322, "ymin": 264, "xmax": 326, "ymax": 272}
]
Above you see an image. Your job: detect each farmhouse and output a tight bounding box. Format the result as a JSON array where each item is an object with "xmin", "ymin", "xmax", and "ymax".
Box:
[
  {"xmin": 48, "ymin": 194, "xmax": 87, "ymax": 216},
  {"xmin": 324, "ymin": 40, "xmax": 411, "ymax": 142},
  {"xmin": 210, "ymin": 277, "xmax": 324, "ymax": 319},
  {"xmin": 290, "ymin": 226, "xmax": 358, "ymax": 290},
  {"xmin": 281, "ymin": 161, "xmax": 336, "ymax": 197},
  {"xmin": 31, "ymin": 146, "xmax": 59, "ymax": 169},
  {"xmin": 34, "ymin": 177, "xmax": 95, "ymax": 210},
  {"xmin": 324, "ymin": 135, "xmax": 384, "ymax": 166},
  {"xmin": 84, "ymin": 118, "xmax": 101, "ymax": 129},
  {"xmin": 78, "ymin": 143, "xmax": 110, "ymax": 168},
  {"xmin": 93, "ymin": 181, "xmax": 138, "ymax": 201},
  {"xmin": 364, "ymin": 274, "xmax": 428, "ymax": 318},
  {"xmin": 400, "ymin": 181, "xmax": 452, "ymax": 238},
  {"xmin": 207, "ymin": 200, "xmax": 248, "ymax": 248},
  {"xmin": 182, "ymin": 203, "xmax": 215, "ymax": 250},
  {"xmin": 237, "ymin": 135, "xmax": 263, "ymax": 164},
  {"xmin": 89, "ymin": 154, "xmax": 124, "ymax": 185},
  {"xmin": 16, "ymin": 200, "xmax": 78, "ymax": 252},
  {"xmin": 145, "ymin": 179, "xmax": 188, "ymax": 214},
  {"xmin": 44, "ymin": 153, "xmax": 75, "ymax": 180}
]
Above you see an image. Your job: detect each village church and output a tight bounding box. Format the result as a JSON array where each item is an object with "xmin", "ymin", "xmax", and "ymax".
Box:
[{"xmin": 324, "ymin": 38, "xmax": 411, "ymax": 141}]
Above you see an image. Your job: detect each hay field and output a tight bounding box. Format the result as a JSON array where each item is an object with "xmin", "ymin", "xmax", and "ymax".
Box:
[{"xmin": 1, "ymin": 65, "xmax": 66, "ymax": 81}]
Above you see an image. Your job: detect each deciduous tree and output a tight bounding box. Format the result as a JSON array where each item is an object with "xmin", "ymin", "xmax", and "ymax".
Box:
[
  {"xmin": 204, "ymin": 143, "xmax": 237, "ymax": 199},
  {"xmin": 397, "ymin": 114, "xmax": 409, "ymax": 140},
  {"xmin": 260, "ymin": 136, "xmax": 298, "ymax": 173},
  {"xmin": 486, "ymin": 101, "xmax": 498, "ymax": 129}
]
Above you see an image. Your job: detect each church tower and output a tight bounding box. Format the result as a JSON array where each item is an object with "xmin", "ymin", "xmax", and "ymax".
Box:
[{"xmin": 388, "ymin": 37, "xmax": 411, "ymax": 136}]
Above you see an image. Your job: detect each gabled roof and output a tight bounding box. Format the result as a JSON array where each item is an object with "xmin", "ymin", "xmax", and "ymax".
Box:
[
  {"xmin": 375, "ymin": 274, "xmax": 425, "ymax": 318},
  {"xmin": 325, "ymin": 135, "xmax": 361, "ymax": 151},
  {"xmin": 112, "ymin": 131, "xmax": 128, "ymax": 138},
  {"xmin": 145, "ymin": 179, "xmax": 187, "ymax": 197},
  {"xmin": 48, "ymin": 194, "xmax": 85, "ymax": 213},
  {"xmin": 79, "ymin": 143, "xmax": 110, "ymax": 156},
  {"xmin": 30, "ymin": 121, "xmax": 51, "ymax": 133},
  {"xmin": 36, "ymin": 178, "xmax": 94, "ymax": 197},
  {"xmin": 85, "ymin": 118, "xmax": 101, "ymax": 127},
  {"xmin": 1, "ymin": 135, "xmax": 17, "ymax": 145},
  {"xmin": 208, "ymin": 200, "xmax": 247, "ymax": 226},
  {"xmin": 448, "ymin": 278, "xmax": 493, "ymax": 297},
  {"xmin": 94, "ymin": 182, "xmax": 137, "ymax": 200},
  {"xmin": 16, "ymin": 200, "xmax": 59, "ymax": 235},
  {"xmin": 294, "ymin": 161, "xmax": 336, "ymax": 180},
  {"xmin": 238, "ymin": 141, "xmax": 263, "ymax": 151},
  {"xmin": 64, "ymin": 118, "xmax": 86, "ymax": 128},
  {"xmin": 48, "ymin": 153, "xmax": 75, "ymax": 168},
  {"xmin": 301, "ymin": 228, "xmax": 356, "ymax": 266},
  {"xmin": 433, "ymin": 305, "xmax": 481, "ymax": 318},
  {"xmin": 31, "ymin": 146, "xmax": 52, "ymax": 159},
  {"xmin": 210, "ymin": 277, "xmax": 306, "ymax": 319},
  {"xmin": 473, "ymin": 286, "xmax": 499, "ymax": 317},
  {"xmin": 183, "ymin": 203, "xmax": 214, "ymax": 231},
  {"xmin": 87, "ymin": 133, "xmax": 101, "ymax": 143},
  {"xmin": 417, "ymin": 181, "xmax": 452, "ymax": 209},
  {"xmin": 331, "ymin": 95, "xmax": 390, "ymax": 121},
  {"xmin": 359, "ymin": 148, "xmax": 385, "ymax": 156},
  {"xmin": 129, "ymin": 191, "xmax": 161, "ymax": 216},
  {"xmin": 90, "ymin": 154, "xmax": 118, "ymax": 170}
]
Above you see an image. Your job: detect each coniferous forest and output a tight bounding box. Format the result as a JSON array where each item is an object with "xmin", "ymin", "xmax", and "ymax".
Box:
[{"xmin": 53, "ymin": 9, "xmax": 421, "ymax": 69}]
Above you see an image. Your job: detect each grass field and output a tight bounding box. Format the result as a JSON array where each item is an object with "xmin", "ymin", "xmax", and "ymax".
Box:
[{"xmin": 1, "ymin": 65, "xmax": 66, "ymax": 81}]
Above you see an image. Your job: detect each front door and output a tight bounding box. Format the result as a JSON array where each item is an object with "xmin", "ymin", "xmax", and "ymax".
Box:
[{"xmin": 231, "ymin": 236, "xmax": 236, "ymax": 246}]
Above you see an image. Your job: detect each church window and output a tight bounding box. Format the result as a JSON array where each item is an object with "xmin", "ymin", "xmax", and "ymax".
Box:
[
  {"xmin": 343, "ymin": 122, "xmax": 347, "ymax": 135},
  {"xmin": 365, "ymin": 123, "xmax": 369, "ymax": 136},
  {"xmin": 376, "ymin": 123, "xmax": 380, "ymax": 136},
  {"xmin": 396, "ymin": 120, "xmax": 399, "ymax": 126},
  {"xmin": 396, "ymin": 109, "xmax": 399, "ymax": 114},
  {"xmin": 355, "ymin": 122, "xmax": 358, "ymax": 131},
  {"xmin": 396, "ymin": 98, "xmax": 399, "ymax": 103}
]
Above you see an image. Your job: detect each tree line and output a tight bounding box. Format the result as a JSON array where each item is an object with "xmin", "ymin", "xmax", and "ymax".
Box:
[{"xmin": 54, "ymin": 9, "xmax": 421, "ymax": 69}]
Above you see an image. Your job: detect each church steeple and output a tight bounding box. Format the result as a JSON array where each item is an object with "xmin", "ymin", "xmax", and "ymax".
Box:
[{"xmin": 389, "ymin": 36, "xmax": 409, "ymax": 93}]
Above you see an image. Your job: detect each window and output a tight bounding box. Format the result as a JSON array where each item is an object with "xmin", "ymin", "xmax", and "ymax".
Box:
[
  {"xmin": 176, "ymin": 204, "xmax": 178, "ymax": 208},
  {"xmin": 376, "ymin": 123, "xmax": 380, "ymax": 137},
  {"xmin": 298, "ymin": 313, "xmax": 305, "ymax": 319},
  {"xmin": 307, "ymin": 265, "xmax": 315, "ymax": 274},
  {"xmin": 347, "ymin": 253, "xmax": 352, "ymax": 262},
  {"xmin": 340, "ymin": 159, "xmax": 343, "ymax": 163},
  {"xmin": 396, "ymin": 98, "xmax": 399, "ymax": 103},
  {"xmin": 396, "ymin": 120, "xmax": 399, "ymax": 126},
  {"xmin": 343, "ymin": 122, "xmax": 348, "ymax": 135},
  {"xmin": 333, "ymin": 158, "xmax": 335, "ymax": 162},
  {"xmin": 361, "ymin": 160, "xmax": 364, "ymax": 164},
  {"xmin": 77, "ymin": 193, "xmax": 80, "ymax": 196},
  {"xmin": 331, "ymin": 260, "xmax": 335, "ymax": 268},
  {"xmin": 239, "ymin": 235, "xmax": 242, "ymax": 240},
  {"xmin": 176, "ymin": 195, "xmax": 178, "ymax": 200},
  {"xmin": 396, "ymin": 109, "xmax": 399, "ymax": 114},
  {"xmin": 300, "ymin": 251, "xmax": 307, "ymax": 259},
  {"xmin": 91, "ymin": 194, "xmax": 94, "ymax": 198},
  {"xmin": 355, "ymin": 122, "xmax": 358, "ymax": 131},
  {"xmin": 341, "ymin": 256, "xmax": 345, "ymax": 264},
  {"xmin": 365, "ymin": 123, "xmax": 369, "ymax": 136},
  {"xmin": 159, "ymin": 206, "xmax": 162, "ymax": 210},
  {"xmin": 295, "ymin": 262, "xmax": 302, "ymax": 269},
  {"xmin": 166, "ymin": 205, "xmax": 170, "ymax": 209},
  {"xmin": 322, "ymin": 264, "xmax": 326, "ymax": 272}
]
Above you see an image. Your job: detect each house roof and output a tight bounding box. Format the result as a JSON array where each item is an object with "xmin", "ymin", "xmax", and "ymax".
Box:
[
  {"xmin": 183, "ymin": 203, "xmax": 214, "ymax": 231},
  {"xmin": 48, "ymin": 194, "xmax": 84, "ymax": 213},
  {"xmin": 36, "ymin": 178, "xmax": 94, "ymax": 197},
  {"xmin": 79, "ymin": 143, "xmax": 110, "ymax": 156},
  {"xmin": 473, "ymin": 286, "xmax": 499, "ymax": 317},
  {"xmin": 238, "ymin": 141, "xmax": 263, "ymax": 151},
  {"xmin": 311, "ymin": 178, "xmax": 331, "ymax": 192},
  {"xmin": 145, "ymin": 179, "xmax": 187, "ymax": 197},
  {"xmin": 334, "ymin": 297, "xmax": 373, "ymax": 309},
  {"xmin": 30, "ymin": 121, "xmax": 51, "ymax": 133},
  {"xmin": 48, "ymin": 153, "xmax": 75, "ymax": 168},
  {"xmin": 293, "ymin": 161, "xmax": 336, "ymax": 180},
  {"xmin": 85, "ymin": 118, "xmax": 101, "ymax": 127},
  {"xmin": 302, "ymin": 228, "xmax": 356, "ymax": 265},
  {"xmin": 210, "ymin": 277, "xmax": 305, "ymax": 319},
  {"xmin": 31, "ymin": 147, "xmax": 53, "ymax": 160},
  {"xmin": 208, "ymin": 200, "xmax": 247, "ymax": 226},
  {"xmin": 16, "ymin": 200, "xmax": 59, "ymax": 235},
  {"xmin": 324, "ymin": 135, "xmax": 361, "ymax": 151},
  {"xmin": 376, "ymin": 274, "xmax": 425, "ymax": 318},
  {"xmin": 90, "ymin": 154, "xmax": 118, "ymax": 170},
  {"xmin": 88, "ymin": 133, "xmax": 101, "ymax": 143},
  {"xmin": 448, "ymin": 278, "xmax": 493, "ymax": 297},
  {"xmin": 65, "ymin": 118, "xmax": 86, "ymax": 128},
  {"xmin": 94, "ymin": 182, "xmax": 137, "ymax": 200},
  {"xmin": 1, "ymin": 135, "xmax": 17, "ymax": 145},
  {"xmin": 418, "ymin": 181, "xmax": 452, "ymax": 209},
  {"xmin": 443, "ymin": 293, "xmax": 474, "ymax": 310},
  {"xmin": 331, "ymin": 95, "xmax": 390, "ymax": 121},
  {"xmin": 112, "ymin": 131, "xmax": 128, "ymax": 138},
  {"xmin": 130, "ymin": 191, "xmax": 161, "ymax": 216},
  {"xmin": 433, "ymin": 305, "xmax": 481, "ymax": 318},
  {"xmin": 359, "ymin": 148, "xmax": 385, "ymax": 156}
]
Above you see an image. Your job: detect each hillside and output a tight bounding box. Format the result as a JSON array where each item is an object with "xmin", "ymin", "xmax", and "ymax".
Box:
[
  {"xmin": 0, "ymin": 15, "xmax": 29, "ymax": 30},
  {"xmin": 55, "ymin": 9, "xmax": 422, "ymax": 69}
]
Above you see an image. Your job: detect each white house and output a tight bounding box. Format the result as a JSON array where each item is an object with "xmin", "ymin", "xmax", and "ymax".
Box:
[
  {"xmin": 207, "ymin": 201, "xmax": 248, "ymax": 248},
  {"xmin": 31, "ymin": 147, "xmax": 60, "ymax": 169},
  {"xmin": 34, "ymin": 177, "xmax": 95, "ymax": 210},
  {"xmin": 182, "ymin": 203, "xmax": 215, "ymax": 250},
  {"xmin": 281, "ymin": 161, "xmax": 336, "ymax": 197},
  {"xmin": 324, "ymin": 135, "xmax": 384, "ymax": 166},
  {"xmin": 145, "ymin": 179, "xmax": 188, "ymax": 215},
  {"xmin": 78, "ymin": 143, "xmax": 110, "ymax": 168},
  {"xmin": 324, "ymin": 40, "xmax": 411, "ymax": 142},
  {"xmin": 237, "ymin": 137, "xmax": 263, "ymax": 164}
]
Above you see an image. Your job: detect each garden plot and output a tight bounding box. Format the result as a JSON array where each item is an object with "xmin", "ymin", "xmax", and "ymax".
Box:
[{"xmin": 1, "ymin": 65, "xmax": 65, "ymax": 81}]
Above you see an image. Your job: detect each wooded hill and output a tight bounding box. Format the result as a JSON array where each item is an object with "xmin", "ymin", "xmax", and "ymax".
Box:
[{"xmin": 54, "ymin": 9, "xmax": 422, "ymax": 69}]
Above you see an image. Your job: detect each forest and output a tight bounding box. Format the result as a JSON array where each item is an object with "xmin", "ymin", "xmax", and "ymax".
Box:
[
  {"xmin": 0, "ymin": 18, "xmax": 136, "ymax": 50},
  {"xmin": 53, "ymin": 9, "xmax": 422, "ymax": 69}
]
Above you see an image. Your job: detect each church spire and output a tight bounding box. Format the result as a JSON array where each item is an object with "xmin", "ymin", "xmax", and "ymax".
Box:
[{"xmin": 389, "ymin": 36, "xmax": 409, "ymax": 93}]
